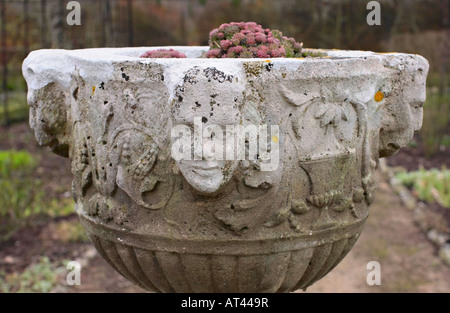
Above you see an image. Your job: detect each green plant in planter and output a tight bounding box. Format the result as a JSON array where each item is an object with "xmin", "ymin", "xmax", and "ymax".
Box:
[
  {"xmin": 206, "ymin": 22, "xmax": 303, "ymax": 58},
  {"xmin": 138, "ymin": 23, "xmax": 305, "ymax": 59}
]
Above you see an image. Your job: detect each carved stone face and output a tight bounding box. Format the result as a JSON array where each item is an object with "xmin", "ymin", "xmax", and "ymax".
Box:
[
  {"xmin": 379, "ymin": 68, "xmax": 427, "ymax": 158},
  {"xmin": 171, "ymin": 70, "xmax": 243, "ymax": 194},
  {"xmin": 28, "ymin": 83, "xmax": 69, "ymax": 157}
]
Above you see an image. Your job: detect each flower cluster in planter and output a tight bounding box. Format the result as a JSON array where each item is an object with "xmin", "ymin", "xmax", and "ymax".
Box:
[
  {"xmin": 140, "ymin": 49, "xmax": 186, "ymax": 58},
  {"xmin": 139, "ymin": 22, "xmax": 303, "ymax": 59},
  {"xmin": 206, "ymin": 22, "xmax": 302, "ymax": 58}
]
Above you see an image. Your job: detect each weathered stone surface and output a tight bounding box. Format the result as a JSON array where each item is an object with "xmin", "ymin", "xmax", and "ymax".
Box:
[{"xmin": 22, "ymin": 46, "xmax": 428, "ymax": 292}]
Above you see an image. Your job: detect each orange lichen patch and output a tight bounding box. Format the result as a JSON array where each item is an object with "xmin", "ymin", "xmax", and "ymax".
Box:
[
  {"xmin": 374, "ymin": 91, "xmax": 384, "ymax": 102},
  {"xmin": 92, "ymin": 86, "xmax": 96, "ymax": 96}
]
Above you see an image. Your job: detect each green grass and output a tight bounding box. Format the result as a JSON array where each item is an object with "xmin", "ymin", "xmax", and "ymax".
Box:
[
  {"xmin": 420, "ymin": 87, "xmax": 450, "ymax": 157},
  {"xmin": 52, "ymin": 219, "xmax": 90, "ymax": 244},
  {"xmin": 0, "ymin": 150, "xmax": 76, "ymax": 238},
  {"xmin": 395, "ymin": 167, "xmax": 450, "ymax": 208},
  {"xmin": 426, "ymin": 72, "xmax": 449, "ymax": 92},
  {"xmin": 407, "ymin": 139, "xmax": 419, "ymax": 149},
  {"xmin": 441, "ymin": 135, "xmax": 450, "ymax": 148},
  {"xmin": 46, "ymin": 198, "xmax": 77, "ymax": 218},
  {"xmin": 0, "ymin": 150, "xmax": 43, "ymax": 224},
  {"xmin": 0, "ymin": 257, "xmax": 65, "ymax": 293},
  {"xmin": 0, "ymin": 91, "xmax": 29, "ymax": 126}
]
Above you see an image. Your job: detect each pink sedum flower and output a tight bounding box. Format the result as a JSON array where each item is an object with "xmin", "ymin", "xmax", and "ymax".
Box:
[
  {"xmin": 229, "ymin": 46, "xmax": 244, "ymax": 54},
  {"xmin": 140, "ymin": 49, "xmax": 186, "ymax": 58},
  {"xmin": 209, "ymin": 29, "xmax": 218, "ymax": 38},
  {"xmin": 246, "ymin": 34, "xmax": 256, "ymax": 46},
  {"xmin": 220, "ymin": 40, "xmax": 233, "ymax": 50},
  {"xmin": 232, "ymin": 32, "xmax": 245, "ymax": 45},
  {"xmin": 205, "ymin": 49, "xmax": 222, "ymax": 58},
  {"xmin": 270, "ymin": 47, "xmax": 286, "ymax": 58},
  {"xmin": 256, "ymin": 50, "xmax": 270, "ymax": 58},
  {"xmin": 255, "ymin": 34, "xmax": 266, "ymax": 44},
  {"xmin": 207, "ymin": 21, "xmax": 302, "ymax": 58}
]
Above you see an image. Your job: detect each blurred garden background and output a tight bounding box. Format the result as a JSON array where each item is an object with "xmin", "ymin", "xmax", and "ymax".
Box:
[{"xmin": 0, "ymin": 0, "xmax": 449, "ymax": 292}]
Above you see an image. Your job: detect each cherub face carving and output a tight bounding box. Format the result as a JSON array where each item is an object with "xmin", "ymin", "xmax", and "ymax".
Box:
[
  {"xmin": 379, "ymin": 67, "xmax": 427, "ymax": 158},
  {"xmin": 28, "ymin": 82, "xmax": 69, "ymax": 157},
  {"xmin": 171, "ymin": 68, "xmax": 244, "ymax": 194}
]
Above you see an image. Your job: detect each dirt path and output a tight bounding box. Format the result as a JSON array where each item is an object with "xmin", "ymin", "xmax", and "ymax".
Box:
[
  {"xmin": 305, "ymin": 172, "xmax": 450, "ymax": 293},
  {"xmin": 62, "ymin": 172, "xmax": 450, "ymax": 293}
]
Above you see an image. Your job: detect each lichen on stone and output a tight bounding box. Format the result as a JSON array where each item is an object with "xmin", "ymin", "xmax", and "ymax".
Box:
[{"xmin": 243, "ymin": 61, "xmax": 264, "ymax": 77}]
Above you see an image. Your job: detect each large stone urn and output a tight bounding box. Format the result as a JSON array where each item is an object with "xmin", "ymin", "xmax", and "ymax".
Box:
[{"xmin": 22, "ymin": 47, "xmax": 428, "ymax": 292}]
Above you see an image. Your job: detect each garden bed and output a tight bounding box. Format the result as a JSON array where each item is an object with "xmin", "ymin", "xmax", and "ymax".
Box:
[
  {"xmin": 384, "ymin": 135, "xmax": 450, "ymax": 265},
  {"xmin": 386, "ymin": 132, "xmax": 450, "ymax": 240}
]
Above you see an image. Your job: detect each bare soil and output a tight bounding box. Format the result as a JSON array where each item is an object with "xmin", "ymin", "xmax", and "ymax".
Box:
[
  {"xmin": 386, "ymin": 134, "xmax": 450, "ymax": 172},
  {"xmin": 306, "ymin": 174, "xmax": 450, "ymax": 293}
]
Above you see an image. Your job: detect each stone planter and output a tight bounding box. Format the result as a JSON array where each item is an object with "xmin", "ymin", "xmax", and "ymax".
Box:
[{"xmin": 22, "ymin": 47, "xmax": 428, "ymax": 292}]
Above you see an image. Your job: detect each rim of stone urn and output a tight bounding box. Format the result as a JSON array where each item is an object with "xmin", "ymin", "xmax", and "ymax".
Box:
[
  {"xmin": 23, "ymin": 46, "xmax": 427, "ymax": 93},
  {"xmin": 22, "ymin": 46, "xmax": 414, "ymax": 67}
]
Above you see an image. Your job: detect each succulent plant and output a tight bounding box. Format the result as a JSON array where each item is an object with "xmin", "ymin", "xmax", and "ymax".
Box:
[
  {"xmin": 206, "ymin": 22, "xmax": 302, "ymax": 59},
  {"xmin": 140, "ymin": 49, "xmax": 186, "ymax": 58}
]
